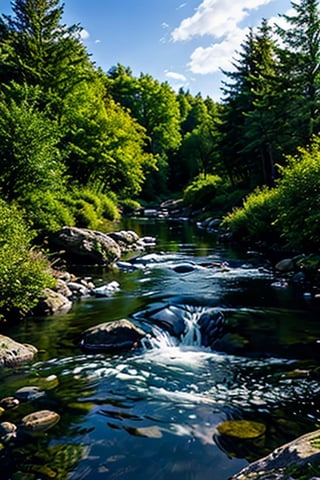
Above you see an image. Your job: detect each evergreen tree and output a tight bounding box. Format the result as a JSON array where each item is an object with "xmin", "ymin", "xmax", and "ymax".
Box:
[
  {"xmin": 276, "ymin": 0, "xmax": 320, "ymax": 142},
  {"xmin": 0, "ymin": 0, "xmax": 90, "ymax": 113}
]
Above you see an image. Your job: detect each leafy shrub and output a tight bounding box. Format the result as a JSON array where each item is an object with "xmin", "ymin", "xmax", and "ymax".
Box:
[
  {"xmin": 276, "ymin": 137, "xmax": 320, "ymax": 250},
  {"xmin": 64, "ymin": 188, "xmax": 120, "ymax": 229},
  {"xmin": 21, "ymin": 191, "xmax": 75, "ymax": 233},
  {"xmin": 72, "ymin": 199, "xmax": 100, "ymax": 229},
  {"xmin": 209, "ymin": 187, "xmax": 250, "ymax": 217},
  {"xmin": 221, "ymin": 186, "xmax": 280, "ymax": 243},
  {"xmin": 0, "ymin": 200, "xmax": 55, "ymax": 320},
  {"xmin": 183, "ymin": 174, "xmax": 223, "ymax": 209}
]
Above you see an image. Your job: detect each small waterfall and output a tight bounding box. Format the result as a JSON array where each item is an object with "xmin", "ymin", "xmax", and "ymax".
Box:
[
  {"xmin": 141, "ymin": 325, "xmax": 178, "ymax": 350},
  {"xmin": 141, "ymin": 306, "xmax": 206, "ymax": 350},
  {"xmin": 180, "ymin": 307, "xmax": 202, "ymax": 347}
]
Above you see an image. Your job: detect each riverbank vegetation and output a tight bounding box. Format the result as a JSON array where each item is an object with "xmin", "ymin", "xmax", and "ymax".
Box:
[{"xmin": 1, "ymin": 0, "xmax": 320, "ymax": 319}]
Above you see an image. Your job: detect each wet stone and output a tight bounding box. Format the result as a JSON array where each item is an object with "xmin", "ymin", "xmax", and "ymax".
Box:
[
  {"xmin": 0, "ymin": 421, "xmax": 17, "ymax": 442},
  {"xmin": 20, "ymin": 410, "xmax": 60, "ymax": 433},
  {"xmin": 0, "ymin": 396, "xmax": 20, "ymax": 409},
  {"xmin": 15, "ymin": 386, "xmax": 45, "ymax": 402}
]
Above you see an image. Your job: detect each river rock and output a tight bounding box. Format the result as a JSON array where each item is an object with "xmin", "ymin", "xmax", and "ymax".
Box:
[
  {"xmin": 146, "ymin": 305, "xmax": 188, "ymax": 337},
  {"xmin": 15, "ymin": 386, "xmax": 45, "ymax": 402},
  {"xmin": 0, "ymin": 421, "xmax": 17, "ymax": 442},
  {"xmin": 275, "ymin": 258, "xmax": 295, "ymax": 273},
  {"xmin": 35, "ymin": 288, "xmax": 72, "ymax": 315},
  {"xmin": 50, "ymin": 226, "xmax": 121, "ymax": 265},
  {"xmin": 0, "ymin": 396, "xmax": 19, "ymax": 409},
  {"xmin": 20, "ymin": 410, "xmax": 60, "ymax": 433},
  {"xmin": 80, "ymin": 319, "xmax": 146, "ymax": 352},
  {"xmin": 108, "ymin": 230, "xmax": 140, "ymax": 252},
  {"xmin": 217, "ymin": 419, "xmax": 266, "ymax": 440},
  {"xmin": 231, "ymin": 429, "xmax": 320, "ymax": 480},
  {"xmin": 0, "ymin": 335, "xmax": 38, "ymax": 368}
]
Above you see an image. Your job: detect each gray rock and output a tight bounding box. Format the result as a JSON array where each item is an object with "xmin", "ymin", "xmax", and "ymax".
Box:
[
  {"xmin": 81, "ymin": 319, "xmax": 146, "ymax": 352},
  {"xmin": 50, "ymin": 226, "xmax": 121, "ymax": 265},
  {"xmin": 0, "ymin": 335, "xmax": 38, "ymax": 368},
  {"xmin": 36, "ymin": 288, "xmax": 72, "ymax": 315},
  {"xmin": 231, "ymin": 429, "xmax": 320, "ymax": 480},
  {"xmin": 275, "ymin": 258, "xmax": 295, "ymax": 273},
  {"xmin": 15, "ymin": 386, "xmax": 45, "ymax": 402}
]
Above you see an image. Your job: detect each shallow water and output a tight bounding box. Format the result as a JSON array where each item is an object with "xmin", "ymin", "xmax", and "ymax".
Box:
[{"xmin": 1, "ymin": 218, "xmax": 320, "ymax": 480}]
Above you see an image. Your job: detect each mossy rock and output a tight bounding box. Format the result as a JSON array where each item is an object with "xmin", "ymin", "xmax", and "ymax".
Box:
[{"xmin": 217, "ymin": 419, "xmax": 266, "ymax": 440}]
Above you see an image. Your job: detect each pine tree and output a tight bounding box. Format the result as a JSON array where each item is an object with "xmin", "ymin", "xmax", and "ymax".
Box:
[
  {"xmin": 0, "ymin": 0, "xmax": 90, "ymax": 107},
  {"xmin": 276, "ymin": 0, "xmax": 320, "ymax": 141}
]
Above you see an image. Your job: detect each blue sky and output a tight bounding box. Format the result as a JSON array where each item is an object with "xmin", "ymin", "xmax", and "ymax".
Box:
[{"xmin": 1, "ymin": 0, "xmax": 292, "ymax": 100}]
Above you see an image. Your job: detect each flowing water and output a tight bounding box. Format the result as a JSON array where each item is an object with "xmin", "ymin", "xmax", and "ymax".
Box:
[{"xmin": 1, "ymin": 218, "xmax": 320, "ymax": 480}]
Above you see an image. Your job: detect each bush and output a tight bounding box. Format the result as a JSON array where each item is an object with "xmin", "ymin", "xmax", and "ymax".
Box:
[
  {"xmin": 0, "ymin": 200, "xmax": 55, "ymax": 320},
  {"xmin": 276, "ymin": 137, "xmax": 320, "ymax": 251},
  {"xmin": 21, "ymin": 191, "xmax": 75, "ymax": 234},
  {"xmin": 66, "ymin": 189, "xmax": 120, "ymax": 228},
  {"xmin": 183, "ymin": 174, "xmax": 223, "ymax": 210},
  {"xmin": 221, "ymin": 186, "xmax": 280, "ymax": 243}
]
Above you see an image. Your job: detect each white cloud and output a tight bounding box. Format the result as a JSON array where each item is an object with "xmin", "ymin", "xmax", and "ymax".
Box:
[
  {"xmin": 172, "ymin": 0, "xmax": 273, "ymax": 41},
  {"xmin": 164, "ymin": 70, "xmax": 189, "ymax": 91},
  {"xmin": 165, "ymin": 71, "xmax": 187, "ymax": 81},
  {"xmin": 171, "ymin": 0, "xmax": 291, "ymax": 76},
  {"xmin": 189, "ymin": 28, "xmax": 248, "ymax": 74}
]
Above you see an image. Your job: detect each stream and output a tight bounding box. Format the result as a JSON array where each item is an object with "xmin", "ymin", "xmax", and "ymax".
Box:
[{"xmin": 1, "ymin": 217, "xmax": 320, "ymax": 479}]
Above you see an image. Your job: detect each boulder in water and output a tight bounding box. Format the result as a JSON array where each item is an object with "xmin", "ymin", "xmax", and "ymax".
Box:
[
  {"xmin": 50, "ymin": 226, "xmax": 121, "ymax": 265},
  {"xmin": 20, "ymin": 410, "xmax": 60, "ymax": 433},
  {"xmin": 0, "ymin": 335, "xmax": 38, "ymax": 368},
  {"xmin": 80, "ymin": 319, "xmax": 146, "ymax": 352}
]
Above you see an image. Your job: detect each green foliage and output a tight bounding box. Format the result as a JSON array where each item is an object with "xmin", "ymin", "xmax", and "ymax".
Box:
[
  {"xmin": 64, "ymin": 188, "xmax": 120, "ymax": 230},
  {"xmin": 276, "ymin": 137, "xmax": 320, "ymax": 250},
  {"xmin": 21, "ymin": 190, "xmax": 75, "ymax": 233},
  {"xmin": 183, "ymin": 174, "xmax": 223, "ymax": 210},
  {"xmin": 221, "ymin": 186, "xmax": 280, "ymax": 243},
  {"xmin": 0, "ymin": 199, "xmax": 55, "ymax": 320},
  {"xmin": 0, "ymin": 82, "xmax": 64, "ymax": 201},
  {"xmin": 210, "ymin": 187, "xmax": 250, "ymax": 217}
]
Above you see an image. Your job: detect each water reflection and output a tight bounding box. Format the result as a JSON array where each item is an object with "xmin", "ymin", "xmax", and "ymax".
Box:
[{"xmin": 1, "ymin": 219, "xmax": 320, "ymax": 479}]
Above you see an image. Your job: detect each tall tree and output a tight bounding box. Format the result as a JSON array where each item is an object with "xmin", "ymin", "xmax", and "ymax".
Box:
[
  {"xmin": 276, "ymin": 0, "xmax": 320, "ymax": 142},
  {"xmin": 0, "ymin": 0, "xmax": 90, "ymax": 113},
  {"xmin": 220, "ymin": 22, "xmax": 283, "ymax": 186}
]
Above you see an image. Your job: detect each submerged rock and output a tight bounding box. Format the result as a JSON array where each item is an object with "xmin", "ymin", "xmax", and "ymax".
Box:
[
  {"xmin": 20, "ymin": 410, "xmax": 60, "ymax": 433},
  {"xmin": 80, "ymin": 319, "xmax": 146, "ymax": 352},
  {"xmin": 0, "ymin": 421, "xmax": 17, "ymax": 442},
  {"xmin": 15, "ymin": 386, "xmax": 45, "ymax": 402},
  {"xmin": 217, "ymin": 419, "xmax": 266, "ymax": 439},
  {"xmin": 0, "ymin": 335, "xmax": 38, "ymax": 368}
]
